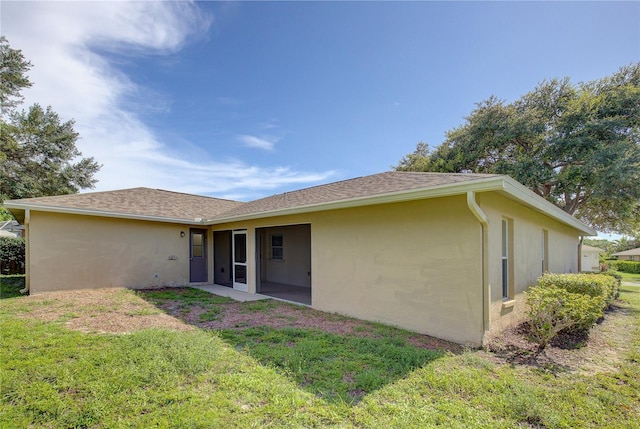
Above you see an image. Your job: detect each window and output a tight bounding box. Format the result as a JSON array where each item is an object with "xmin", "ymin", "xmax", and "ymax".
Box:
[
  {"xmin": 542, "ymin": 229, "xmax": 548, "ymax": 273},
  {"xmin": 501, "ymin": 218, "xmax": 513, "ymax": 300},
  {"xmin": 271, "ymin": 234, "xmax": 283, "ymax": 260},
  {"xmin": 192, "ymin": 232, "xmax": 204, "ymax": 257}
]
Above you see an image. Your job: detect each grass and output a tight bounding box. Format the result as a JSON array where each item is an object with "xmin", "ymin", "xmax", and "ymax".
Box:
[
  {"xmin": 618, "ymin": 271, "xmax": 640, "ymax": 283},
  {"xmin": 220, "ymin": 326, "xmax": 443, "ymax": 403},
  {"xmin": 137, "ymin": 287, "xmax": 233, "ymax": 305},
  {"xmin": 0, "ymin": 274, "xmax": 25, "ymax": 298},
  {"xmin": 1, "ymin": 285, "xmax": 639, "ymax": 428}
]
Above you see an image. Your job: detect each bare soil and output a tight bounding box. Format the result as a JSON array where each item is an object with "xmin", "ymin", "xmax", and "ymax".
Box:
[
  {"xmin": 18, "ymin": 286, "xmax": 637, "ymax": 373},
  {"xmin": 18, "ymin": 288, "xmax": 193, "ymax": 334},
  {"xmin": 483, "ymin": 300, "xmax": 637, "ymax": 374}
]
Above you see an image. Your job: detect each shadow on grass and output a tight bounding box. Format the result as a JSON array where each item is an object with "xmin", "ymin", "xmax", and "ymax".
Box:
[
  {"xmin": 219, "ymin": 326, "xmax": 446, "ymax": 404},
  {"xmin": 137, "ymin": 287, "xmax": 454, "ymax": 404},
  {"xmin": 0, "ymin": 275, "xmax": 25, "ymax": 299}
]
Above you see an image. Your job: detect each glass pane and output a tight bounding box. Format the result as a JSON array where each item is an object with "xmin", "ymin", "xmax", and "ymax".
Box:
[
  {"xmin": 234, "ymin": 265, "xmax": 247, "ymax": 284},
  {"xmin": 234, "ymin": 233, "xmax": 246, "ymax": 263},
  {"xmin": 192, "ymin": 245, "xmax": 203, "ymax": 257},
  {"xmin": 192, "ymin": 233, "xmax": 203, "ymax": 246},
  {"xmin": 502, "ymin": 259, "xmax": 508, "ymax": 298},
  {"xmin": 271, "ymin": 235, "xmax": 283, "ymax": 247},
  {"xmin": 501, "ymin": 220, "xmax": 508, "ymax": 257},
  {"xmin": 272, "ymin": 247, "xmax": 283, "ymax": 260}
]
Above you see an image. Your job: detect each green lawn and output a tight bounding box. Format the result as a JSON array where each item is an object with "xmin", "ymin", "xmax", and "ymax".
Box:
[
  {"xmin": 1, "ymin": 278, "xmax": 639, "ymax": 428},
  {"xmin": 618, "ymin": 271, "xmax": 640, "ymax": 283}
]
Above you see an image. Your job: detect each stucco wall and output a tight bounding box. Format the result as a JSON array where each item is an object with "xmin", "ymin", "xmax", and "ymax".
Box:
[
  {"xmin": 477, "ymin": 193, "xmax": 582, "ymax": 336},
  {"xmin": 216, "ymin": 195, "xmax": 485, "ymax": 345},
  {"xmin": 27, "ymin": 211, "xmax": 192, "ymax": 293}
]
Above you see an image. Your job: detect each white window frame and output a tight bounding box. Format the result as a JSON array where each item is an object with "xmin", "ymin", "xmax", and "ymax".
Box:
[
  {"xmin": 542, "ymin": 229, "xmax": 549, "ymax": 274},
  {"xmin": 271, "ymin": 234, "xmax": 283, "ymax": 261},
  {"xmin": 501, "ymin": 218, "xmax": 514, "ymax": 300}
]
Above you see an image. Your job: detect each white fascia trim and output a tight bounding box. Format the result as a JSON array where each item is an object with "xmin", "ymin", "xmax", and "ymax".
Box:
[
  {"xmin": 3, "ymin": 202, "xmax": 207, "ymax": 226},
  {"xmin": 209, "ymin": 176, "xmax": 508, "ymax": 224},
  {"xmin": 210, "ymin": 175, "xmax": 596, "ymax": 236},
  {"xmin": 500, "ymin": 177, "xmax": 596, "ymax": 236}
]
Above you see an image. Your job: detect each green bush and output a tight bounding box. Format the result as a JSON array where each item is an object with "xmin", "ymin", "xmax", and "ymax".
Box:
[
  {"xmin": 609, "ymin": 261, "xmax": 640, "ymax": 274},
  {"xmin": 536, "ymin": 273, "xmax": 618, "ymax": 308},
  {"xmin": 597, "ymin": 271, "xmax": 622, "ymax": 300},
  {"xmin": 526, "ymin": 285, "xmax": 603, "ymax": 350},
  {"xmin": 0, "ymin": 237, "xmax": 25, "ymax": 275},
  {"xmin": 526, "ymin": 273, "xmax": 620, "ymax": 350}
]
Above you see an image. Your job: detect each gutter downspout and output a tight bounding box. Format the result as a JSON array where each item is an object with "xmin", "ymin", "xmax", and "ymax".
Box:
[
  {"xmin": 20, "ymin": 209, "xmax": 30, "ymax": 294},
  {"xmin": 578, "ymin": 236, "xmax": 583, "ymax": 273},
  {"xmin": 467, "ymin": 191, "xmax": 489, "ymax": 345}
]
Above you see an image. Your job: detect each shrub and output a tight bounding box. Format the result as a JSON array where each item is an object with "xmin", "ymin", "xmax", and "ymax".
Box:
[
  {"xmin": 613, "ymin": 260, "xmax": 640, "ymax": 274},
  {"xmin": 597, "ymin": 271, "xmax": 622, "ymax": 300},
  {"xmin": 536, "ymin": 273, "xmax": 618, "ymax": 308},
  {"xmin": 0, "ymin": 237, "xmax": 25, "ymax": 275},
  {"xmin": 526, "ymin": 285, "xmax": 603, "ymax": 350},
  {"xmin": 526, "ymin": 273, "xmax": 620, "ymax": 350}
]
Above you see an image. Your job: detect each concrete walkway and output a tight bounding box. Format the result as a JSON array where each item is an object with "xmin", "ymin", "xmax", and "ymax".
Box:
[{"xmin": 191, "ymin": 284, "xmax": 270, "ymax": 302}]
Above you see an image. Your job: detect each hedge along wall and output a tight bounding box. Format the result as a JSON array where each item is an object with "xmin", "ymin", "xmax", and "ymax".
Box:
[
  {"xmin": 0, "ymin": 237, "xmax": 25, "ymax": 275},
  {"xmin": 612, "ymin": 260, "xmax": 640, "ymax": 274},
  {"xmin": 607, "ymin": 260, "xmax": 640, "ymax": 274},
  {"xmin": 526, "ymin": 273, "xmax": 620, "ymax": 350}
]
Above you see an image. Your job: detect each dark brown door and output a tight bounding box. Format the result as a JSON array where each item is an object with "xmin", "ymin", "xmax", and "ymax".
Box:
[{"xmin": 190, "ymin": 229, "xmax": 208, "ymax": 282}]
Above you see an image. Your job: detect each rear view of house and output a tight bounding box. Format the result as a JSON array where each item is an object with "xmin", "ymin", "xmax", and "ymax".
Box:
[{"xmin": 5, "ymin": 172, "xmax": 595, "ymax": 345}]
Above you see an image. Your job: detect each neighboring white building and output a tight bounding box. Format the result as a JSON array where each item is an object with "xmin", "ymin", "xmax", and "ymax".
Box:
[{"xmin": 581, "ymin": 244, "xmax": 603, "ymax": 272}]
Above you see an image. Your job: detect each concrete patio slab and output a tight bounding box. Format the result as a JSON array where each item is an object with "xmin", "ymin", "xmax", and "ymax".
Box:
[{"xmin": 191, "ymin": 284, "xmax": 270, "ymax": 302}]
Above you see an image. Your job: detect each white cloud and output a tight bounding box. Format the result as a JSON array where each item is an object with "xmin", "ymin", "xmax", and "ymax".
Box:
[
  {"xmin": 1, "ymin": 1, "xmax": 333, "ymax": 198},
  {"xmin": 237, "ymin": 134, "xmax": 277, "ymax": 151}
]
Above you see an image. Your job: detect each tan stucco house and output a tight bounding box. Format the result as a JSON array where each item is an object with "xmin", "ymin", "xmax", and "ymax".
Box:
[
  {"xmin": 612, "ymin": 247, "xmax": 640, "ymax": 262},
  {"xmin": 5, "ymin": 172, "xmax": 596, "ymax": 345}
]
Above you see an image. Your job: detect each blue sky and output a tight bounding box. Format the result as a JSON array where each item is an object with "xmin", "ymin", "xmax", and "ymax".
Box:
[{"xmin": 2, "ymin": 1, "xmax": 639, "ymax": 207}]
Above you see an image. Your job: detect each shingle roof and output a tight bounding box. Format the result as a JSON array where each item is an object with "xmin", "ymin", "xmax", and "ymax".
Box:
[
  {"xmin": 5, "ymin": 188, "xmax": 243, "ymax": 222},
  {"xmin": 5, "ymin": 171, "xmax": 594, "ymax": 235},
  {"xmin": 213, "ymin": 171, "xmax": 499, "ymax": 220},
  {"xmin": 612, "ymin": 247, "xmax": 640, "ymax": 256}
]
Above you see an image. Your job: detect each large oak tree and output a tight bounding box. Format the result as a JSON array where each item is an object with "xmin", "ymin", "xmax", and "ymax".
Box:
[{"xmin": 396, "ymin": 64, "xmax": 640, "ymax": 235}]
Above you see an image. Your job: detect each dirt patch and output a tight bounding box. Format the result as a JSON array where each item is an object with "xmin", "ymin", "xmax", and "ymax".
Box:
[
  {"xmin": 19, "ymin": 287, "xmax": 461, "ymax": 353},
  {"xmin": 19, "ymin": 288, "xmax": 193, "ymax": 334},
  {"xmin": 16, "ymin": 287, "xmax": 636, "ymax": 371},
  {"xmin": 483, "ymin": 300, "xmax": 635, "ymax": 374},
  {"xmin": 140, "ymin": 288, "xmax": 463, "ymax": 353}
]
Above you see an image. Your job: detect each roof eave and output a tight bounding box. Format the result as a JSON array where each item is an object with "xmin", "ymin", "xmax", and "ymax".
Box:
[
  {"xmin": 499, "ymin": 177, "xmax": 596, "ymax": 236},
  {"xmin": 3, "ymin": 201, "xmax": 208, "ymax": 226},
  {"xmin": 4, "ymin": 175, "xmax": 596, "ymax": 236},
  {"xmin": 209, "ymin": 175, "xmax": 596, "ymax": 236},
  {"xmin": 209, "ymin": 176, "xmax": 507, "ymax": 224}
]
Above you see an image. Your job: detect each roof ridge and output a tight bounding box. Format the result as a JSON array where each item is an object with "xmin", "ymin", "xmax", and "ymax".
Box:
[
  {"xmin": 149, "ymin": 188, "xmax": 243, "ymax": 203},
  {"xmin": 240, "ymin": 171, "xmax": 501, "ymax": 203}
]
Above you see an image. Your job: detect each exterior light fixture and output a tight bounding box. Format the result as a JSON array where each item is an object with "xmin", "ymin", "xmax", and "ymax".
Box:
[{"xmin": 180, "ymin": 231, "xmax": 185, "ymax": 237}]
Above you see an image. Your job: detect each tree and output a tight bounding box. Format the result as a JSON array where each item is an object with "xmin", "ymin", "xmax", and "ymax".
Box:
[
  {"xmin": 396, "ymin": 64, "xmax": 640, "ymax": 235},
  {"xmin": 582, "ymin": 238, "xmax": 615, "ymax": 255},
  {"xmin": 0, "ymin": 37, "xmax": 100, "ymax": 203},
  {"xmin": 0, "ymin": 36, "xmax": 32, "ymax": 114}
]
